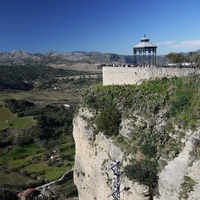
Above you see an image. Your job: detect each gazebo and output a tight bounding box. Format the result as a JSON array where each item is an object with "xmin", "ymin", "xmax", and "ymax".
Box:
[{"xmin": 133, "ymin": 35, "xmax": 157, "ymax": 66}]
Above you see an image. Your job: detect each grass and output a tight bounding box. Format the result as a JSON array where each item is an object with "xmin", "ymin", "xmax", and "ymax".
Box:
[
  {"xmin": 23, "ymin": 164, "xmax": 68, "ymax": 181},
  {"xmin": 1, "ymin": 143, "xmax": 73, "ymax": 183},
  {"xmin": 0, "ymin": 107, "xmax": 36, "ymax": 130},
  {"xmin": 0, "ymin": 116, "xmax": 36, "ymax": 130},
  {"xmin": 9, "ymin": 117, "xmax": 36, "ymax": 129},
  {"xmin": 84, "ymin": 75, "xmax": 200, "ymax": 127},
  {"xmin": 0, "ymin": 171, "xmax": 40, "ymax": 189},
  {"xmin": 8, "ymin": 155, "xmax": 71, "ymax": 181},
  {"xmin": 7, "ymin": 144, "xmax": 42, "ymax": 158},
  {"xmin": 0, "ymin": 89, "xmax": 80, "ymax": 104},
  {"xmin": 0, "ymin": 107, "xmax": 16, "ymax": 121},
  {"xmin": 0, "ymin": 122, "xmax": 9, "ymax": 130},
  {"xmin": 0, "ymin": 105, "xmax": 75, "ymax": 188},
  {"xmin": 3, "ymin": 140, "xmax": 74, "ymax": 181},
  {"xmin": 0, "ymin": 92, "xmax": 28, "ymax": 101}
]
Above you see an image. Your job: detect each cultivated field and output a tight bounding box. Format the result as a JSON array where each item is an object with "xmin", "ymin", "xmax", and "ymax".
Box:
[{"xmin": 0, "ymin": 107, "xmax": 36, "ymax": 130}]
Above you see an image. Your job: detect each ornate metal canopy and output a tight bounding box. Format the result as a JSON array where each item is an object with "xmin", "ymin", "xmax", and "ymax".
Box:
[{"xmin": 133, "ymin": 35, "xmax": 157, "ymax": 66}]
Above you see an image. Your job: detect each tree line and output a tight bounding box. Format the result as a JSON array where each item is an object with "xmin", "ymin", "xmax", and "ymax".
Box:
[
  {"xmin": 0, "ymin": 64, "xmax": 90, "ymax": 91},
  {"xmin": 166, "ymin": 52, "xmax": 200, "ymax": 67}
]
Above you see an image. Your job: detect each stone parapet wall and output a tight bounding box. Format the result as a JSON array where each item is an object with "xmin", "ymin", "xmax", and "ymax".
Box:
[{"xmin": 103, "ymin": 66, "xmax": 200, "ymax": 85}]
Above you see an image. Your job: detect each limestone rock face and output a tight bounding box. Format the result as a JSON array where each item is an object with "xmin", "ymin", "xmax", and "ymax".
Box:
[
  {"xmin": 159, "ymin": 130, "xmax": 200, "ymax": 200},
  {"xmin": 73, "ymin": 108, "xmax": 149, "ymax": 200},
  {"xmin": 73, "ymin": 108, "xmax": 200, "ymax": 199}
]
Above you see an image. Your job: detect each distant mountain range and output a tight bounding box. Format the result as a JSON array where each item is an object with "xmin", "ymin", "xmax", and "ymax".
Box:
[
  {"xmin": 0, "ymin": 50, "xmax": 199, "ymax": 67},
  {"xmin": 0, "ymin": 50, "xmax": 134, "ymax": 66}
]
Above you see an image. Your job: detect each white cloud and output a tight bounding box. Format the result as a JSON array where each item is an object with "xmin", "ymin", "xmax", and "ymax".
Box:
[
  {"xmin": 169, "ymin": 39, "xmax": 200, "ymax": 49},
  {"xmin": 156, "ymin": 41, "xmax": 175, "ymax": 46},
  {"xmin": 157, "ymin": 39, "xmax": 200, "ymax": 50}
]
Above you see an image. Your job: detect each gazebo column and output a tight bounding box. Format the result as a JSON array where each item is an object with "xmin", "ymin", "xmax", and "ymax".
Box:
[
  {"xmin": 133, "ymin": 49, "xmax": 137, "ymax": 64},
  {"xmin": 150, "ymin": 49, "xmax": 153, "ymax": 66},
  {"xmin": 148, "ymin": 49, "xmax": 151, "ymax": 66},
  {"xmin": 153, "ymin": 49, "xmax": 156, "ymax": 66},
  {"xmin": 144, "ymin": 50, "xmax": 146, "ymax": 65},
  {"xmin": 138, "ymin": 51, "xmax": 141, "ymax": 64},
  {"xmin": 138, "ymin": 51, "xmax": 140, "ymax": 64},
  {"xmin": 141, "ymin": 50, "xmax": 143, "ymax": 65}
]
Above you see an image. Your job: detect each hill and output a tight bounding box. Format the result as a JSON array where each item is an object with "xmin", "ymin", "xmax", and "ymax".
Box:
[
  {"xmin": 2, "ymin": 49, "xmax": 200, "ymax": 70},
  {"xmin": 0, "ymin": 50, "xmax": 171, "ymax": 67}
]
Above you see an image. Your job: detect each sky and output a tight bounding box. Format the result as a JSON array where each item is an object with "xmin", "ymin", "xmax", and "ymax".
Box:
[{"xmin": 0, "ymin": 0, "xmax": 200, "ymax": 55}]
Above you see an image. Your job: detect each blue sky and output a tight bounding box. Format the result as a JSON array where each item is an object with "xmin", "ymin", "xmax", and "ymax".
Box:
[{"xmin": 0, "ymin": 0, "xmax": 200, "ymax": 55}]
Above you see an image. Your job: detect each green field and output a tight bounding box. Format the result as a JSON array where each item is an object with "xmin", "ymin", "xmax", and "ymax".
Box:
[
  {"xmin": 2, "ymin": 142, "xmax": 73, "ymax": 182},
  {"xmin": 0, "ymin": 101, "xmax": 75, "ymax": 184},
  {"xmin": 0, "ymin": 64, "xmax": 98, "ymax": 197},
  {"xmin": 0, "ymin": 122, "xmax": 9, "ymax": 130},
  {"xmin": 0, "ymin": 107, "xmax": 36, "ymax": 130},
  {"xmin": 0, "ymin": 90, "xmax": 80, "ymax": 104},
  {"xmin": 9, "ymin": 117, "xmax": 36, "ymax": 129},
  {"xmin": 0, "ymin": 107, "xmax": 16, "ymax": 121}
]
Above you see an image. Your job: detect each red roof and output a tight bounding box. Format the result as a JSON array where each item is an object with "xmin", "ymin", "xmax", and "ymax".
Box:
[{"xmin": 17, "ymin": 188, "xmax": 34, "ymax": 197}]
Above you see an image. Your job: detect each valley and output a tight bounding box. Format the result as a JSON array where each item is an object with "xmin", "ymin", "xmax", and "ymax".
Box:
[
  {"xmin": 0, "ymin": 60, "xmax": 102, "ymax": 199},
  {"xmin": 0, "ymin": 50, "xmax": 200, "ymax": 199}
]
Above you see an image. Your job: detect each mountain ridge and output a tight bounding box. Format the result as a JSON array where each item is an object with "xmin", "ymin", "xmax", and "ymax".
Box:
[
  {"xmin": 0, "ymin": 50, "xmax": 166, "ymax": 66},
  {"xmin": 1, "ymin": 49, "xmax": 200, "ymax": 67}
]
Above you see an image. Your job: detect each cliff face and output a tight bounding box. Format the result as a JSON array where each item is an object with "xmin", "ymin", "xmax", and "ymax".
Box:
[
  {"xmin": 73, "ymin": 108, "xmax": 200, "ymax": 200},
  {"xmin": 159, "ymin": 129, "xmax": 200, "ymax": 200},
  {"xmin": 73, "ymin": 109, "xmax": 149, "ymax": 200}
]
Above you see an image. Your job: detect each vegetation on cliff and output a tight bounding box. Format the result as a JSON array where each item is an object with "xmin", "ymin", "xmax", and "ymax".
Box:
[
  {"xmin": 82, "ymin": 74, "xmax": 200, "ymax": 195},
  {"xmin": 83, "ymin": 74, "xmax": 200, "ymax": 128},
  {"xmin": 95, "ymin": 106, "xmax": 121, "ymax": 136}
]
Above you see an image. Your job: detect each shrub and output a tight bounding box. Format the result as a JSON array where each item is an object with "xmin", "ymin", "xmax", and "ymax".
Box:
[
  {"xmin": 179, "ymin": 176, "xmax": 196, "ymax": 199},
  {"xmin": 169, "ymin": 94, "xmax": 190, "ymax": 117},
  {"xmin": 125, "ymin": 159, "xmax": 158, "ymax": 194},
  {"xmin": 140, "ymin": 143, "xmax": 157, "ymax": 158},
  {"xmin": 96, "ymin": 106, "xmax": 121, "ymax": 136}
]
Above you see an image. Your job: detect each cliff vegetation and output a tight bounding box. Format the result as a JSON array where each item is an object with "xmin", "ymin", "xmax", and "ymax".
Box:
[{"xmin": 81, "ymin": 74, "xmax": 200, "ymax": 196}]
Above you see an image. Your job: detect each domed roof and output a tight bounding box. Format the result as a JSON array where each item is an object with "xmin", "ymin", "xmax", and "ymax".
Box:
[{"xmin": 134, "ymin": 35, "xmax": 157, "ymax": 49}]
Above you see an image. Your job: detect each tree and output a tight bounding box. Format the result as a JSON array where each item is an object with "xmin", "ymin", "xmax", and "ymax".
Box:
[
  {"xmin": 195, "ymin": 55, "xmax": 200, "ymax": 68},
  {"xmin": 185, "ymin": 52, "xmax": 200, "ymax": 68},
  {"xmin": 166, "ymin": 53, "xmax": 184, "ymax": 66}
]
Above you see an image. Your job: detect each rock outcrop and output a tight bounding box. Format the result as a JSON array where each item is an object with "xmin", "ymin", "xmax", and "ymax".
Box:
[
  {"xmin": 159, "ymin": 130, "xmax": 200, "ymax": 200},
  {"xmin": 73, "ymin": 108, "xmax": 150, "ymax": 200},
  {"xmin": 73, "ymin": 108, "xmax": 200, "ymax": 199}
]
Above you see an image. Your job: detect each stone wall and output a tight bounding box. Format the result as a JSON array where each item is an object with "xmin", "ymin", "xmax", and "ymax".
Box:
[{"xmin": 103, "ymin": 66, "xmax": 200, "ymax": 85}]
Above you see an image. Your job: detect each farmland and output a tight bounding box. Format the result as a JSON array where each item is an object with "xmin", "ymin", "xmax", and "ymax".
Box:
[{"xmin": 0, "ymin": 64, "xmax": 102, "ymax": 198}]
